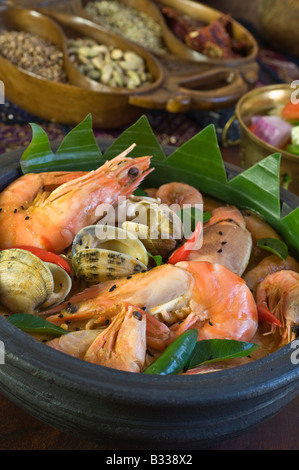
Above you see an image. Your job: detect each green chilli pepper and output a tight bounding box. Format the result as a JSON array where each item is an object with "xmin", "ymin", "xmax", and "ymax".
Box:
[{"xmin": 143, "ymin": 329, "xmax": 198, "ymax": 375}]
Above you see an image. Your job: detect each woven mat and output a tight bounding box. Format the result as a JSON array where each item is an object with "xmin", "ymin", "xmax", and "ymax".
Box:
[{"xmin": 0, "ymin": 20, "xmax": 298, "ymax": 155}]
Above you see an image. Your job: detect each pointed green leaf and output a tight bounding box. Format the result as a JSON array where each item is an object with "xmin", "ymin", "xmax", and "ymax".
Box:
[
  {"xmin": 176, "ymin": 207, "xmax": 211, "ymax": 234},
  {"xmin": 20, "ymin": 123, "xmax": 54, "ymax": 173},
  {"xmin": 20, "ymin": 114, "xmax": 104, "ymax": 173},
  {"xmin": 17, "ymin": 114, "xmax": 299, "ymax": 257},
  {"xmin": 55, "ymin": 114, "xmax": 104, "ymax": 171},
  {"xmin": 228, "ymin": 153, "xmax": 281, "ymax": 220},
  {"xmin": 280, "ymin": 207, "xmax": 299, "ymax": 254},
  {"xmin": 257, "ymin": 238, "xmax": 288, "ymax": 259},
  {"xmin": 164, "ymin": 125, "xmax": 227, "ymax": 188},
  {"xmin": 187, "ymin": 339, "xmax": 259, "ymax": 369},
  {"xmin": 103, "ymin": 115, "xmax": 166, "ymax": 163},
  {"xmin": 147, "ymin": 252, "xmax": 163, "ymax": 266},
  {"xmin": 7, "ymin": 313, "xmax": 67, "ymax": 336}
]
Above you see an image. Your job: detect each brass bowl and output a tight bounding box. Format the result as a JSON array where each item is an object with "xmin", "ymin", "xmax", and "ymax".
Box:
[{"xmin": 223, "ymin": 84, "xmax": 299, "ymax": 195}]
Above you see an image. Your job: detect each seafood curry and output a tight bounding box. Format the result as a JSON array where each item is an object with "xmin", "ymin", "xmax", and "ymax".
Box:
[{"xmin": 0, "ymin": 145, "xmax": 298, "ymax": 375}]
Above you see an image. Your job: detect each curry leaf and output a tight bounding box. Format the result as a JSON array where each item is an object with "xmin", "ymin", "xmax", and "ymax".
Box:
[
  {"xmin": 257, "ymin": 238, "xmax": 288, "ymax": 259},
  {"xmin": 133, "ymin": 188, "xmax": 148, "ymax": 197},
  {"xmin": 177, "ymin": 207, "xmax": 211, "ymax": 234},
  {"xmin": 187, "ymin": 339, "xmax": 259, "ymax": 369},
  {"xmin": 147, "ymin": 251, "xmax": 163, "ymax": 266},
  {"xmin": 176, "ymin": 208, "xmax": 210, "ymax": 244},
  {"xmin": 7, "ymin": 313, "xmax": 67, "ymax": 336}
]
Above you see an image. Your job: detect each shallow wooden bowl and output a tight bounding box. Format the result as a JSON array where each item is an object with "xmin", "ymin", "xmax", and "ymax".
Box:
[
  {"xmin": 0, "ymin": 3, "xmax": 257, "ymax": 126},
  {"xmin": 76, "ymin": 0, "xmax": 259, "ymax": 85},
  {"xmin": 0, "ymin": 6, "xmax": 164, "ymax": 128}
]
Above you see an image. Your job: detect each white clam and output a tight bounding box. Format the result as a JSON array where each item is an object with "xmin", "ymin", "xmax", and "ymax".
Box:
[
  {"xmin": 122, "ymin": 200, "xmax": 183, "ymax": 259},
  {"xmin": 0, "ymin": 249, "xmax": 72, "ymax": 314}
]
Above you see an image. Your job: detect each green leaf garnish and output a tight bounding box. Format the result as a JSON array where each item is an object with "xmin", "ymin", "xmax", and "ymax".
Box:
[
  {"xmin": 18, "ymin": 113, "xmax": 299, "ymax": 257},
  {"xmin": 21, "ymin": 114, "xmax": 104, "ymax": 173},
  {"xmin": 133, "ymin": 188, "xmax": 148, "ymax": 197},
  {"xmin": 103, "ymin": 115, "xmax": 165, "ymax": 164},
  {"xmin": 7, "ymin": 313, "xmax": 67, "ymax": 336},
  {"xmin": 187, "ymin": 339, "xmax": 259, "ymax": 369},
  {"xmin": 228, "ymin": 153, "xmax": 281, "ymax": 221},
  {"xmin": 203, "ymin": 212, "xmax": 212, "ymax": 224},
  {"xmin": 20, "ymin": 123, "xmax": 53, "ymax": 172},
  {"xmin": 177, "ymin": 207, "xmax": 211, "ymax": 235},
  {"xmin": 147, "ymin": 251, "xmax": 163, "ymax": 266},
  {"xmin": 257, "ymin": 238, "xmax": 288, "ymax": 260}
]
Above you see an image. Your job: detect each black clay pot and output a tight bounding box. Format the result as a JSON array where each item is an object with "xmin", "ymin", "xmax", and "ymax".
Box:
[{"xmin": 0, "ymin": 140, "xmax": 298, "ymax": 450}]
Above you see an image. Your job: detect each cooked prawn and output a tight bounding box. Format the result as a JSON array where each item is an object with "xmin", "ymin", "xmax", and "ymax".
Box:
[
  {"xmin": 243, "ymin": 210, "xmax": 281, "ymax": 267},
  {"xmin": 44, "ymin": 263, "xmax": 193, "ymax": 327},
  {"xmin": 243, "ymin": 254, "xmax": 299, "ymax": 295},
  {"xmin": 45, "ymin": 261, "xmax": 258, "ymax": 345},
  {"xmin": 84, "ymin": 304, "xmax": 146, "ymax": 372},
  {"xmin": 186, "ymin": 206, "xmax": 252, "ymax": 276},
  {"xmin": 155, "ymin": 182, "xmax": 203, "ymax": 208},
  {"xmin": 47, "ymin": 329, "xmax": 101, "ymax": 359},
  {"xmin": 204, "ymin": 206, "xmax": 247, "ymax": 229},
  {"xmin": 243, "ymin": 211, "xmax": 280, "ymax": 244},
  {"xmin": 255, "ymin": 270, "xmax": 299, "ymax": 344},
  {"xmin": 48, "ymin": 303, "xmax": 147, "ymax": 372},
  {"xmin": 0, "ymin": 144, "xmax": 152, "ymax": 253},
  {"xmin": 169, "ymin": 261, "xmax": 258, "ymax": 342}
]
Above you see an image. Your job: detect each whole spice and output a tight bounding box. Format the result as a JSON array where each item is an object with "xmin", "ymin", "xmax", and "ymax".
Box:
[
  {"xmin": 67, "ymin": 37, "xmax": 154, "ymax": 89},
  {"xmin": 0, "ymin": 30, "xmax": 67, "ymax": 82},
  {"xmin": 84, "ymin": 1, "xmax": 167, "ymax": 54},
  {"xmin": 161, "ymin": 6, "xmax": 249, "ymax": 59}
]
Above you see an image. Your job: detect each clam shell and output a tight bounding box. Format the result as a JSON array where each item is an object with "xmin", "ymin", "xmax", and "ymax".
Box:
[
  {"xmin": 127, "ymin": 200, "xmax": 183, "ymax": 236},
  {"xmin": 0, "ymin": 249, "xmax": 54, "ymax": 314},
  {"xmin": 122, "ymin": 200, "xmax": 183, "ymax": 258},
  {"xmin": 72, "ymin": 248, "xmax": 147, "ymax": 284},
  {"xmin": 72, "ymin": 225, "xmax": 148, "ymax": 266},
  {"xmin": 41, "ymin": 263, "xmax": 72, "ymax": 309},
  {"xmin": 122, "ymin": 221, "xmax": 177, "ymax": 258}
]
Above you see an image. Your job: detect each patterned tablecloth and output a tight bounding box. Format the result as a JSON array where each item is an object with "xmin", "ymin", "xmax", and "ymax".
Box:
[{"xmin": 0, "ymin": 20, "xmax": 299, "ymax": 155}]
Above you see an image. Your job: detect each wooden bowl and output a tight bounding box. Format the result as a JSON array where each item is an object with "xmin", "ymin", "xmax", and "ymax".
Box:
[
  {"xmin": 0, "ymin": 3, "xmax": 257, "ymax": 127},
  {"xmin": 77, "ymin": 0, "xmax": 259, "ymax": 84},
  {"xmin": 0, "ymin": 6, "xmax": 164, "ymax": 128}
]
